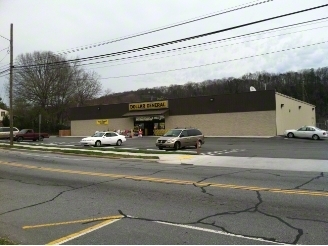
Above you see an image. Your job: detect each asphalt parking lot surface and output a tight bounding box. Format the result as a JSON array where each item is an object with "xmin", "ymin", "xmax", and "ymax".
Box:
[{"xmin": 1, "ymin": 136, "xmax": 327, "ymax": 159}]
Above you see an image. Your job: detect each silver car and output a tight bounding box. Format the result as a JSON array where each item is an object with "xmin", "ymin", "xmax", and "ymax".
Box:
[
  {"xmin": 0, "ymin": 127, "xmax": 20, "ymax": 139},
  {"xmin": 155, "ymin": 128, "xmax": 205, "ymax": 150},
  {"xmin": 284, "ymin": 126, "xmax": 327, "ymax": 140}
]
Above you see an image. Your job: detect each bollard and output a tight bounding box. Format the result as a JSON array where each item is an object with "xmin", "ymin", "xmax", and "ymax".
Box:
[{"xmin": 196, "ymin": 140, "xmax": 200, "ymax": 155}]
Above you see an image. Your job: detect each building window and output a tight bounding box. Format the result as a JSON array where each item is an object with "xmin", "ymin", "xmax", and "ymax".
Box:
[{"xmin": 1, "ymin": 112, "xmax": 5, "ymax": 117}]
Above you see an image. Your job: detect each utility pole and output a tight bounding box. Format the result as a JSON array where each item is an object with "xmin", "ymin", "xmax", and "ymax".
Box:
[
  {"xmin": 9, "ymin": 23, "xmax": 14, "ymax": 146},
  {"xmin": 302, "ymin": 79, "xmax": 305, "ymax": 101}
]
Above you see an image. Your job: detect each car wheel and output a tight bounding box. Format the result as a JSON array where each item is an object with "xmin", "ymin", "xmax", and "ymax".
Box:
[
  {"xmin": 116, "ymin": 139, "xmax": 122, "ymax": 146},
  {"xmin": 287, "ymin": 132, "xmax": 294, "ymax": 138},
  {"xmin": 312, "ymin": 134, "xmax": 320, "ymax": 140},
  {"xmin": 17, "ymin": 137, "xmax": 23, "ymax": 142},
  {"xmin": 174, "ymin": 141, "xmax": 180, "ymax": 150},
  {"xmin": 195, "ymin": 140, "xmax": 202, "ymax": 148},
  {"xmin": 39, "ymin": 136, "xmax": 44, "ymax": 141},
  {"xmin": 158, "ymin": 146, "xmax": 163, "ymax": 150},
  {"xmin": 95, "ymin": 141, "xmax": 101, "ymax": 147}
]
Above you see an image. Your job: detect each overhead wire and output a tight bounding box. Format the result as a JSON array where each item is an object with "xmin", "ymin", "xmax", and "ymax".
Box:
[
  {"xmin": 0, "ymin": 34, "xmax": 10, "ymax": 41},
  {"xmin": 56, "ymin": 0, "xmax": 274, "ymax": 55},
  {"xmin": 64, "ymin": 17, "xmax": 328, "ymax": 68},
  {"xmin": 0, "ymin": 63, "xmax": 10, "ymax": 69},
  {"xmin": 100, "ymin": 40, "xmax": 328, "ymax": 79},
  {"xmin": 13, "ymin": 16, "xmax": 328, "ymax": 71},
  {"xmin": 0, "ymin": 47, "xmax": 9, "ymax": 53},
  {"xmin": 0, "ymin": 73, "xmax": 9, "ymax": 78},
  {"xmin": 0, "ymin": 53, "xmax": 9, "ymax": 64},
  {"xmin": 0, "ymin": 68, "xmax": 9, "ymax": 75},
  {"xmin": 14, "ymin": 3, "xmax": 328, "ymax": 69},
  {"xmin": 83, "ymin": 24, "xmax": 328, "ymax": 70}
]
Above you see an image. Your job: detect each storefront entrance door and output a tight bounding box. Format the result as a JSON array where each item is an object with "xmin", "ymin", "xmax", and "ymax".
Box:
[{"xmin": 144, "ymin": 122, "xmax": 154, "ymax": 136}]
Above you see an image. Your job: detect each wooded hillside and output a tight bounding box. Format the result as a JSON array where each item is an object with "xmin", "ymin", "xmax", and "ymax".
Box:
[{"xmin": 92, "ymin": 66, "xmax": 328, "ymax": 123}]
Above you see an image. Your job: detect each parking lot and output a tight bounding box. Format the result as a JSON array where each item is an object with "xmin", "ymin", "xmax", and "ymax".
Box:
[{"xmin": 1, "ymin": 136, "xmax": 327, "ymax": 159}]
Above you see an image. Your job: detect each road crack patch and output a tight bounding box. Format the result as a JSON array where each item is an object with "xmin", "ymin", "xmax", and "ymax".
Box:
[
  {"xmin": 294, "ymin": 172, "xmax": 325, "ymax": 190},
  {"xmin": 0, "ymin": 180, "xmax": 111, "ymax": 216}
]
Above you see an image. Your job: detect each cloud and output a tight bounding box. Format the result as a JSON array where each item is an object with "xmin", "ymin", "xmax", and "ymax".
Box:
[{"xmin": 1, "ymin": 0, "xmax": 328, "ymax": 96}]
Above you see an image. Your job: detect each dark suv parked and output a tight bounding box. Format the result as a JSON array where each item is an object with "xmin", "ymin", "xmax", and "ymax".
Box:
[{"xmin": 155, "ymin": 128, "xmax": 205, "ymax": 150}]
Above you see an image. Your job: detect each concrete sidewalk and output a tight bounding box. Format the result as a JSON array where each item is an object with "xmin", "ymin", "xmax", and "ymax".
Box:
[{"xmin": 158, "ymin": 155, "xmax": 328, "ymax": 172}]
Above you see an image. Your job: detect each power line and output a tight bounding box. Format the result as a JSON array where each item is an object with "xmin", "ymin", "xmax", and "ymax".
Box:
[
  {"xmin": 0, "ymin": 53, "xmax": 9, "ymax": 63},
  {"xmin": 0, "ymin": 67, "xmax": 10, "ymax": 74},
  {"xmin": 100, "ymin": 40, "xmax": 328, "ymax": 79},
  {"xmin": 0, "ymin": 47, "xmax": 9, "ymax": 53},
  {"xmin": 56, "ymin": 0, "xmax": 274, "ymax": 55},
  {"xmin": 68, "ymin": 18, "xmax": 328, "ymax": 68},
  {"xmin": 0, "ymin": 34, "xmax": 10, "ymax": 41},
  {"xmin": 0, "ymin": 73, "xmax": 9, "ymax": 78},
  {"xmin": 14, "ymin": 16, "xmax": 328, "ymax": 71},
  {"xmin": 0, "ymin": 63, "xmax": 10, "ymax": 69},
  {"xmin": 82, "ymin": 24, "xmax": 328, "ymax": 70},
  {"xmin": 14, "ymin": 3, "xmax": 328, "ymax": 69}
]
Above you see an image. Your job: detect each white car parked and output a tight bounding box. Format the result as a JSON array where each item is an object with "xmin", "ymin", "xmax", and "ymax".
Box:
[
  {"xmin": 284, "ymin": 126, "xmax": 327, "ymax": 140},
  {"xmin": 80, "ymin": 131, "xmax": 127, "ymax": 147}
]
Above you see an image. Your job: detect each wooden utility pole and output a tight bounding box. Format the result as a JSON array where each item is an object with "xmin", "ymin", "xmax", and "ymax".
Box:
[
  {"xmin": 302, "ymin": 79, "xmax": 305, "ymax": 102},
  {"xmin": 9, "ymin": 23, "xmax": 13, "ymax": 146}
]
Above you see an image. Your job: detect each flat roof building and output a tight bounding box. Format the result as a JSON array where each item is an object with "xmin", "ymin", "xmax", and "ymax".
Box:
[{"xmin": 69, "ymin": 90, "xmax": 316, "ymax": 137}]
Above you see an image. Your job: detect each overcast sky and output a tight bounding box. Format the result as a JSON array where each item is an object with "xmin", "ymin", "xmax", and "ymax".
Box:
[{"xmin": 1, "ymin": 0, "xmax": 328, "ymax": 103}]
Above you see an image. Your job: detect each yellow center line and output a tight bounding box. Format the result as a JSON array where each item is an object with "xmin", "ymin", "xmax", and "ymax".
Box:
[
  {"xmin": 23, "ymin": 215, "xmax": 123, "ymax": 229},
  {"xmin": 0, "ymin": 161, "xmax": 327, "ymax": 197},
  {"xmin": 46, "ymin": 218, "xmax": 121, "ymax": 245}
]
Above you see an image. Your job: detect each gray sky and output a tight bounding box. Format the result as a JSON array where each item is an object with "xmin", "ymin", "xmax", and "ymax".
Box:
[{"xmin": 1, "ymin": 0, "xmax": 328, "ymax": 103}]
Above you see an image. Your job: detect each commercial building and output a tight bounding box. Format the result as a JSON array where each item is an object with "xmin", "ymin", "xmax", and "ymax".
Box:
[{"xmin": 69, "ymin": 90, "xmax": 316, "ymax": 137}]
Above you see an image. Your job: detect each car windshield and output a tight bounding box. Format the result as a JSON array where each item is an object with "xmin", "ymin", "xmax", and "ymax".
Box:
[
  {"xmin": 92, "ymin": 132, "xmax": 105, "ymax": 137},
  {"xmin": 19, "ymin": 129, "xmax": 28, "ymax": 134},
  {"xmin": 163, "ymin": 129, "xmax": 182, "ymax": 137}
]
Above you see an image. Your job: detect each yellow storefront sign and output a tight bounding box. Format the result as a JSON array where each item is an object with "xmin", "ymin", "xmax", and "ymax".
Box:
[
  {"xmin": 129, "ymin": 100, "xmax": 168, "ymax": 111},
  {"xmin": 96, "ymin": 119, "xmax": 109, "ymax": 125}
]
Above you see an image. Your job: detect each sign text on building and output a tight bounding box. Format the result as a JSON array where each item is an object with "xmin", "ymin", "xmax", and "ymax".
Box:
[
  {"xmin": 96, "ymin": 119, "xmax": 109, "ymax": 125},
  {"xmin": 129, "ymin": 100, "xmax": 168, "ymax": 111}
]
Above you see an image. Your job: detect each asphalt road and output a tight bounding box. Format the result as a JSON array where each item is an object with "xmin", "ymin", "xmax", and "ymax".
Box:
[
  {"xmin": 0, "ymin": 149, "xmax": 327, "ymax": 244},
  {"xmin": 2, "ymin": 136, "xmax": 328, "ymax": 159}
]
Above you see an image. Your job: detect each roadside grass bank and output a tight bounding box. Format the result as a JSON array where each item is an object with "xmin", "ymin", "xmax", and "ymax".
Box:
[
  {"xmin": 0, "ymin": 145, "xmax": 160, "ymax": 160},
  {"xmin": 0, "ymin": 143, "xmax": 198, "ymax": 155}
]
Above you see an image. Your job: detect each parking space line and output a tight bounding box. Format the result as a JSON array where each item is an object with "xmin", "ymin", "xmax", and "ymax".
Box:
[
  {"xmin": 23, "ymin": 215, "xmax": 123, "ymax": 229},
  {"xmin": 46, "ymin": 218, "xmax": 121, "ymax": 245}
]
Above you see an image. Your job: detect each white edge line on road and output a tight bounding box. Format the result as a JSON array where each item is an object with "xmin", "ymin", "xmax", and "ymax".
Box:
[
  {"xmin": 154, "ymin": 221, "xmax": 288, "ymax": 245},
  {"xmin": 124, "ymin": 215, "xmax": 288, "ymax": 244},
  {"xmin": 47, "ymin": 218, "xmax": 120, "ymax": 245}
]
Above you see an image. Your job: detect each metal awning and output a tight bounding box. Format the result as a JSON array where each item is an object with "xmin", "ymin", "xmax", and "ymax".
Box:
[{"xmin": 122, "ymin": 109, "xmax": 169, "ymax": 117}]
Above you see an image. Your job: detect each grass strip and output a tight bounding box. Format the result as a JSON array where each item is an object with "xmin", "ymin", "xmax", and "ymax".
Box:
[{"xmin": 0, "ymin": 145, "xmax": 159, "ymax": 160}]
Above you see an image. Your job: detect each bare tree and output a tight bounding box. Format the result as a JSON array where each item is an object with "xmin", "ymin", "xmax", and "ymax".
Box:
[
  {"xmin": 12, "ymin": 51, "xmax": 102, "ymax": 130},
  {"xmin": 73, "ymin": 70, "xmax": 102, "ymax": 106}
]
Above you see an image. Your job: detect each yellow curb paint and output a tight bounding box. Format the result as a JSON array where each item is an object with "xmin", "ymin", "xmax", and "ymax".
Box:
[
  {"xmin": 179, "ymin": 155, "xmax": 194, "ymax": 160},
  {"xmin": 23, "ymin": 215, "xmax": 123, "ymax": 229},
  {"xmin": 1, "ymin": 161, "xmax": 328, "ymax": 197},
  {"xmin": 46, "ymin": 218, "xmax": 121, "ymax": 245}
]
